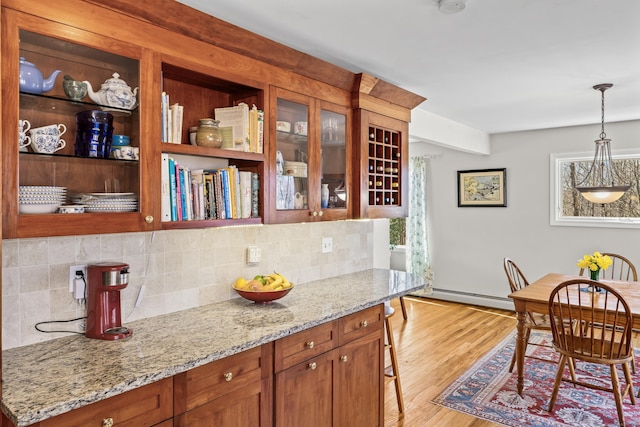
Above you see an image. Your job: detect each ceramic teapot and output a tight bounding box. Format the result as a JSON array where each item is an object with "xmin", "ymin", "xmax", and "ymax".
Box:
[
  {"xmin": 84, "ymin": 72, "xmax": 138, "ymax": 110},
  {"xmin": 19, "ymin": 57, "xmax": 61, "ymax": 94}
]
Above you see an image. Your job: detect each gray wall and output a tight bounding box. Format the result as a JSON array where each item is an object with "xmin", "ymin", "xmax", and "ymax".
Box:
[{"xmin": 409, "ymin": 119, "xmax": 640, "ymax": 304}]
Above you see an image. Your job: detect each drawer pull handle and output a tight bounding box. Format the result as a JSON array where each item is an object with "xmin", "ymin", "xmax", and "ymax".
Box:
[
  {"xmin": 103, "ymin": 418, "xmax": 114, "ymax": 427},
  {"xmin": 224, "ymin": 372, "xmax": 233, "ymax": 382},
  {"xmin": 306, "ymin": 341, "xmax": 315, "ymax": 349},
  {"xmin": 360, "ymin": 320, "xmax": 368, "ymax": 328},
  {"xmin": 145, "ymin": 215, "xmax": 154, "ymax": 224},
  {"xmin": 308, "ymin": 362, "xmax": 317, "ymax": 370},
  {"xmin": 318, "ymin": 210, "xmax": 324, "ymax": 216},
  {"xmin": 340, "ymin": 355, "xmax": 348, "ymax": 362}
]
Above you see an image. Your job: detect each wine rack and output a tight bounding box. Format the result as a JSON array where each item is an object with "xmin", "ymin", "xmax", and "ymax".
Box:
[{"xmin": 367, "ymin": 126, "xmax": 401, "ymax": 207}]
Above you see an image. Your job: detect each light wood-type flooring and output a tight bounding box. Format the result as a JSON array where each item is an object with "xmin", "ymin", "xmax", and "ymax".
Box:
[{"xmin": 383, "ymin": 297, "xmax": 519, "ymax": 427}]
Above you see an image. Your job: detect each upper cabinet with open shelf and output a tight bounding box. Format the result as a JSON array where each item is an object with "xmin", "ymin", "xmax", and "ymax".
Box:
[{"xmin": 1, "ymin": 1, "xmax": 425, "ymax": 238}]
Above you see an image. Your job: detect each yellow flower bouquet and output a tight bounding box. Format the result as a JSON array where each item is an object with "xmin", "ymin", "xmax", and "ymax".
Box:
[
  {"xmin": 577, "ymin": 252, "xmax": 612, "ymax": 272},
  {"xmin": 577, "ymin": 252, "xmax": 612, "ymax": 286}
]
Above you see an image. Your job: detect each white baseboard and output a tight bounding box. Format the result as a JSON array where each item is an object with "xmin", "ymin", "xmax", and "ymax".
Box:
[{"xmin": 412, "ymin": 288, "xmax": 514, "ymax": 311}]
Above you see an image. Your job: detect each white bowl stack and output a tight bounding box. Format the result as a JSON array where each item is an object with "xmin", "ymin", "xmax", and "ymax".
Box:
[{"xmin": 19, "ymin": 186, "xmax": 67, "ymax": 214}]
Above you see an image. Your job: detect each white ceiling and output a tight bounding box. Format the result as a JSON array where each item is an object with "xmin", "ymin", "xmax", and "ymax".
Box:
[{"xmin": 177, "ymin": 0, "xmax": 640, "ymax": 135}]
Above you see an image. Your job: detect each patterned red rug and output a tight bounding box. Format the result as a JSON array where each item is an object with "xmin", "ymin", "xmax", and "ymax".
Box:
[{"xmin": 432, "ymin": 331, "xmax": 640, "ymax": 426}]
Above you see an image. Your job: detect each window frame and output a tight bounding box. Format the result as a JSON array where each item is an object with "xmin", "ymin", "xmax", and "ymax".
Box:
[{"xmin": 550, "ymin": 150, "xmax": 640, "ymax": 229}]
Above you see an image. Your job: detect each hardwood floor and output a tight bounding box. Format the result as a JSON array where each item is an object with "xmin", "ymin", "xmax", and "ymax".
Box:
[{"xmin": 383, "ymin": 297, "xmax": 516, "ymax": 427}]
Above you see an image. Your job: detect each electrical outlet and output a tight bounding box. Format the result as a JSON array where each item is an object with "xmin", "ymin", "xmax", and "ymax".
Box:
[
  {"xmin": 322, "ymin": 237, "xmax": 333, "ymax": 254},
  {"xmin": 246, "ymin": 245, "xmax": 261, "ymax": 264},
  {"xmin": 69, "ymin": 264, "xmax": 87, "ymax": 293}
]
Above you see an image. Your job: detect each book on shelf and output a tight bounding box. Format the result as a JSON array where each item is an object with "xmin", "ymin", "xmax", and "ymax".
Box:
[
  {"xmin": 168, "ymin": 157, "xmax": 178, "ymax": 221},
  {"xmin": 239, "ymin": 171, "xmax": 252, "ymax": 219},
  {"xmin": 251, "ymin": 172, "xmax": 260, "ymax": 218},
  {"xmin": 215, "ymin": 103, "xmax": 249, "ymax": 152},
  {"xmin": 257, "ymin": 109, "xmax": 264, "ymax": 154},
  {"xmin": 161, "ymin": 92, "xmax": 169, "ymax": 143},
  {"xmin": 161, "ymin": 153, "xmax": 171, "ymax": 222},
  {"xmin": 174, "ymin": 160, "xmax": 182, "ymax": 220},
  {"xmin": 170, "ymin": 103, "xmax": 184, "ymax": 144}
]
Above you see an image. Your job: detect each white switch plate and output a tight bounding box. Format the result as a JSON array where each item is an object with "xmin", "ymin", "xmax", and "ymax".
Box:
[
  {"xmin": 322, "ymin": 237, "xmax": 333, "ymax": 254},
  {"xmin": 247, "ymin": 246, "xmax": 261, "ymax": 264}
]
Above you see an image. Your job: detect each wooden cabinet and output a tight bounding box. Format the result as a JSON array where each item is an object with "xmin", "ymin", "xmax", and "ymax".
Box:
[
  {"xmin": 1, "ymin": 8, "xmax": 155, "ymax": 238},
  {"xmin": 273, "ymin": 305, "xmax": 384, "ymax": 427},
  {"xmin": 21, "ymin": 378, "xmax": 173, "ymax": 427},
  {"xmin": 269, "ymin": 87, "xmax": 351, "ymax": 223},
  {"xmin": 0, "ymin": 2, "xmax": 424, "ymax": 238},
  {"xmin": 173, "ymin": 343, "xmax": 272, "ymax": 427},
  {"xmin": 353, "ymin": 109, "xmax": 409, "ymax": 219}
]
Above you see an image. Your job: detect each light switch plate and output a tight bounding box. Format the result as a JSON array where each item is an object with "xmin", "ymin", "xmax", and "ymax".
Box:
[
  {"xmin": 322, "ymin": 237, "xmax": 333, "ymax": 254},
  {"xmin": 247, "ymin": 246, "xmax": 261, "ymax": 264}
]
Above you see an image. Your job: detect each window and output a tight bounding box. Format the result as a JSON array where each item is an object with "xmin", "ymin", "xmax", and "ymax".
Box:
[
  {"xmin": 550, "ymin": 150, "xmax": 640, "ymax": 228},
  {"xmin": 389, "ymin": 218, "xmax": 406, "ymax": 248}
]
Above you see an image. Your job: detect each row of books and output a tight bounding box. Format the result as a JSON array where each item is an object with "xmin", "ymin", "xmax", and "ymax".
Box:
[
  {"xmin": 161, "ymin": 153, "xmax": 259, "ymax": 222},
  {"xmin": 214, "ymin": 102, "xmax": 264, "ymax": 153},
  {"xmin": 160, "ymin": 93, "xmax": 264, "ymax": 154},
  {"xmin": 161, "ymin": 92, "xmax": 184, "ymax": 144}
]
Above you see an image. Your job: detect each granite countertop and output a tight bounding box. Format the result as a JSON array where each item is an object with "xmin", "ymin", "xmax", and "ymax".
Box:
[{"xmin": 2, "ymin": 268, "xmax": 424, "ymax": 427}]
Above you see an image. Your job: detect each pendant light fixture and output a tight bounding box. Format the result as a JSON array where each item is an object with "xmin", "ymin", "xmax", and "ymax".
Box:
[{"xmin": 575, "ymin": 83, "xmax": 630, "ymax": 204}]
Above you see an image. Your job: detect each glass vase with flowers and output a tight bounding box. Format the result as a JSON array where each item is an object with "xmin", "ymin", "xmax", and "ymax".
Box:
[{"xmin": 577, "ymin": 251, "xmax": 612, "ymax": 292}]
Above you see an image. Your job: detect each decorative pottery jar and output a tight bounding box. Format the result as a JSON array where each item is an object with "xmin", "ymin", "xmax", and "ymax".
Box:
[{"xmin": 195, "ymin": 118, "xmax": 223, "ymax": 148}]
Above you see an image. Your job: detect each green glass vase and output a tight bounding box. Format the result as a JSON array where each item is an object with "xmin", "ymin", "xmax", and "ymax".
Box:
[{"xmin": 590, "ymin": 269, "xmax": 601, "ymax": 292}]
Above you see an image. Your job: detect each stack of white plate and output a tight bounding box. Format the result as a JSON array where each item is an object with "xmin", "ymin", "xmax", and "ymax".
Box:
[
  {"xmin": 19, "ymin": 186, "xmax": 67, "ymax": 214},
  {"xmin": 71, "ymin": 192, "xmax": 138, "ymax": 213}
]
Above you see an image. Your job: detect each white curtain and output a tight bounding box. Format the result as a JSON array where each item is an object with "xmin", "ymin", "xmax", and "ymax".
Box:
[{"xmin": 406, "ymin": 156, "xmax": 433, "ymax": 294}]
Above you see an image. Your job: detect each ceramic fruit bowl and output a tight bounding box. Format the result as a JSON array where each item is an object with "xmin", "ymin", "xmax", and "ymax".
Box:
[{"xmin": 232, "ymin": 284, "xmax": 294, "ymax": 304}]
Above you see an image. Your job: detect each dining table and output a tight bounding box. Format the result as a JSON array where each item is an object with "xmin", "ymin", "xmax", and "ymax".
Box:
[{"xmin": 508, "ymin": 272, "xmax": 640, "ymax": 395}]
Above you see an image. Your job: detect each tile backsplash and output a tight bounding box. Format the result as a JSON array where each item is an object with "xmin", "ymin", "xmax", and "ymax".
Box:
[{"xmin": 2, "ymin": 220, "xmax": 373, "ymax": 349}]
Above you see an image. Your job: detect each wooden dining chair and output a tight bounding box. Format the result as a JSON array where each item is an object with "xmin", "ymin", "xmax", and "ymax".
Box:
[
  {"xmin": 578, "ymin": 252, "xmax": 638, "ymax": 282},
  {"xmin": 504, "ymin": 258, "xmax": 569, "ymax": 373},
  {"xmin": 548, "ymin": 279, "xmax": 636, "ymax": 427},
  {"xmin": 578, "ymin": 252, "xmax": 637, "ymax": 373}
]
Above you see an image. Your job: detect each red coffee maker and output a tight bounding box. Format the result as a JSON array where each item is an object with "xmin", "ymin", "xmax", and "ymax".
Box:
[{"xmin": 85, "ymin": 262, "xmax": 133, "ymax": 340}]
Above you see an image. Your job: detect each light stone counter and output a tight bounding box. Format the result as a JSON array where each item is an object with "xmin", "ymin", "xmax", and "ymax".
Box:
[{"xmin": 2, "ymin": 268, "xmax": 424, "ymax": 427}]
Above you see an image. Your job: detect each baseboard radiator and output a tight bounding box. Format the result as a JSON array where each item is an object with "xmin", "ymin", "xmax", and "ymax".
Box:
[{"xmin": 412, "ymin": 288, "xmax": 514, "ymax": 311}]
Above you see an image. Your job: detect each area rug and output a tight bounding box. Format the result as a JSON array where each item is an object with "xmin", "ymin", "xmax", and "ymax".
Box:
[{"xmin": 432, "ymin": 331, "xmax": 640, "ymax": 426}]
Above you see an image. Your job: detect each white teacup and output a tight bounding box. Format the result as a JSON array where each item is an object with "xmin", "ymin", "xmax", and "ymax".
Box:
[
  {"xmin": 29, "ymin": 124, "xmax": 67, "ymax": 154},
  {"xmin": 19, "ymin": 119, "xmax": 31, "ymax": 150},
  {"xmin": 112, "ymin": 146, "xmax": 137, "ymax": 160}
]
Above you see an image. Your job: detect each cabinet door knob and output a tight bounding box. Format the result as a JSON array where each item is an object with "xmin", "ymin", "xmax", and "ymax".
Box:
[
  {"xmin": 102, "ymin": 418, "xmax": 114, "ymax": 427},
  {"xmin": 318, "ymin": 210, "xmax": 324, "ymax": 217},
  {"xmin": 145, "ymin": 215, "xmax": 154, "ymax": 224},
  {"xmin": 312, "ymin": 211, "xmax": 318, "ymax": 217},
  {"xmin": 340, "ymin": 355, "xmax": 348, "ymax": 363},
  {"xmin": 306, "ymin": 341, "xmax": 315, "ymax": 349},
  {"xmin": 224, "ymin": 372, "xmax": 233, "ymax": 382},
  {"xmin": 360, "ymin": 320, "xmax": 368, "ymax": 328},
  {"xmin": 308, "ymin": 362, "xmax": 317, "ymax": 370}
]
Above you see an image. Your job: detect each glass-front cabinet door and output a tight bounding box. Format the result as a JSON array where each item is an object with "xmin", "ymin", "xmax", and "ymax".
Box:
[
  {"xmin": 270, "ymin": 87, "xmax": 350, "ymax": 223},
  {"xmin": 2, "ymin": 10, "xmax": 152, "ymax": 238}
]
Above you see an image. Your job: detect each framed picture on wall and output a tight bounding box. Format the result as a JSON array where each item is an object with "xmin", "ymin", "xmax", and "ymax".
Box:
[{"xmin": 457, "ymin": 168, "xmax": 507, "ymax": 207}]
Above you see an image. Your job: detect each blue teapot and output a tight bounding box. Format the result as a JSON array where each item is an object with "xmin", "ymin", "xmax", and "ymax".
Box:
[{"xmin": 19, "ymin": 57, "xmax": 61, "ymax": 94}]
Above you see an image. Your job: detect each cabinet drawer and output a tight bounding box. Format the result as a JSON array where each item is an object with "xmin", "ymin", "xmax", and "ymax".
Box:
[
  {"xmin": 274, "ymin": 321, "xmax": 337, "ymax": 372},
  {"xmin": 174, "ymin": 344, "xmax": 272, "ymax": 414},
  {"xmin": 338, "ymin": 304, "xmax": 384, "ymax": 345},
  {"xmin": 36, "ymin": 377, "xmax": 172, "ymax": 427},
  {"xmin": 174, "ymin": 378, "xmax": 271, "ymax": 427}
]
